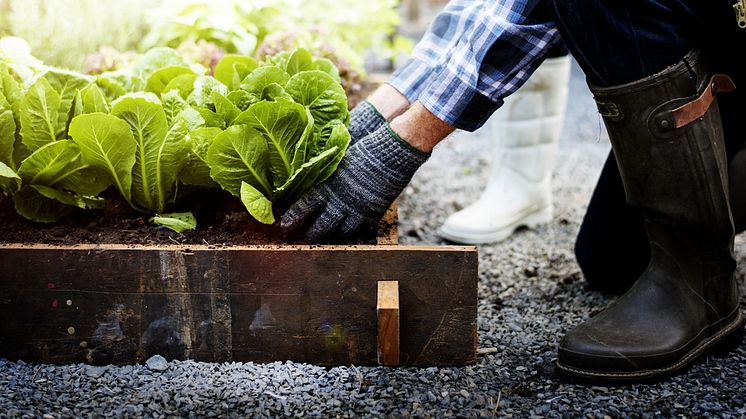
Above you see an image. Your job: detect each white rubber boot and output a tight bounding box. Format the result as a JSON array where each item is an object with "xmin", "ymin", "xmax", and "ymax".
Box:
[{"xmin": 439, "ymin": 55, "xmax": 571, "ymax": 244}]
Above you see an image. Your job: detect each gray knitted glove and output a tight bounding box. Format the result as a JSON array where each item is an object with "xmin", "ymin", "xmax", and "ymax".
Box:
[
  {"xmin": 348, "ymin": 101, "xmax": 386, "ymax": 144},
  {"xmin": 281, "ymin": 123, "xmax": 430, "ymax": 243}
]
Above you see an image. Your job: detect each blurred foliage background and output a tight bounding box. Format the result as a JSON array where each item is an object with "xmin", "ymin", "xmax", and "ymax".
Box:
[
  {"xmin": 0, "ymin": 0, "xmax": 152, "ymax": 68},
  {"xmin": 0, "ymin": 0, "xmax": 418, "ymax": 76}
]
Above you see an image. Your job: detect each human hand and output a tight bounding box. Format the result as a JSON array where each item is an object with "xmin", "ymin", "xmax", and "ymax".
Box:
[{"xmin": 281, "ymin": 123, "xmax": 429, "ymax": 242}]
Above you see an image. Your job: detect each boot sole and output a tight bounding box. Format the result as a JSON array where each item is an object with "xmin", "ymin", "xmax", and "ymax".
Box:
[
  {"xmin": 556, "ymin": 308, "xmax": 744, "ymax": 381},
  {"xmin": 439, "ymin": 206, "xmax": 552, "ymax": 245}
]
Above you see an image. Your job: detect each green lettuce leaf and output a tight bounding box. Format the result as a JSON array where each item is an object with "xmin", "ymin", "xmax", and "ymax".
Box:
[
  {"xmin": 181, "ymin": 127, "xmax": 222, "ymax": 187},
  {"xmin": 285, "ymin": 48, "xmax": 314, "ymax": 76},
  {"xmin": 0, "ymin": 90, "xmax": 8, "ymax": 110},
  {"xmin": 133, "ymin": 48, "xmax": 188, "ymax": 82},
  {"xmin": 112, "ymin": 94, "xmax": 189, "ymax": 213},
  {"xmin": 0, "ymin": 108, "xmax": 16, "ymax": 169},
  {"xmin": 227, "ymin": 90, "xmax": 258, "ymax": 111},
  {"xmin": 214, "ymin": 55, "xmax": 258, "ymax": 90},
  {"xmin": 19, "ymin": 77, "xmax": 60, "ymax": 152},
  {"xmin": 161, "ymin": 74, "xmax": 197, "ymax": 99},
  {"xmin": 32, "ymin": 185, "xmax": 104, "ymax": 210},
  {"xmin": 161, "ymin": 90, "xmax": 189, "ymax": 127},
  {"xmin": 285, "ymin": 70, "xmax": 349, "ymax": 131},
  {"xmin": 0, "ymin": 161, "xmax": 20, "ymax": 193},
  {"xmin": 188, "ymin": 76, "xmax": 228, "ymax": 108},
  {"xmin": 150, "ymin": 212, "xmax": 197, "ymax": 233},
  {"xmin": 68, "ymin": 112, "xmax": 137, "ymax": 203},
  {"xmin": 312, "ymin": 58, "xmax": 342, "ymax": 83},
  {"xmin": 240, "ymin": 66, "xmax": 290, "ymax": 95},
  {"xmin": 207, "ymin": 124, "xmax": 273, "ymax": 198},
  {"xmin": 261, "ymin": 83, "xmax": 293, "ymax": 102},
  {"xmin": 212, "ymin": 91, "xmax": 241, "ymax": 126},
  {"xmin": 17, "ymin": 139, "xmax": 111, "ymax": 197},
  {"xmin": 53, "ymin": 164, "xmax": 112, "ymax": 198},
  {"xmin": 195, "ymin": 107, "xmax": 226, "ymax": 129},
  {"xmin": 13, "ymin": 186, "xmax": 74, "ymax": 223},
  {"xmin": 234, "ymin": 98, "xmax": 311, "ymax": 188},
  {"xmin": 146, "ymin": 66, "xmax": 195, "ymax": 95},
  {"xmin": 42, "ymin": 70, "xmax": 93, "ymax": 136},
  {"xmin": 277, "ymin": 123, "xmax": 351, "ymax": 203},
  {"xmin": 94, "ymin": 76, "xmax": 127, "ymax": 102},
  {"xmin": 81, "ymin": 84, "xmax": 110, "ymax": 114},
  {"xmin": 1, "ymin": 70, "xmax": 22, "ymax": 105},
  {"xmin": 178, "ymin": 107, "xmax": 206, "ymax": 131},
  {"xmin": 240, "ymin": 181, "xmax": 275, "ymax": 225},
  {"xmin": 18, "ymin": 140, "xmax": 81, "ymax": 186}
]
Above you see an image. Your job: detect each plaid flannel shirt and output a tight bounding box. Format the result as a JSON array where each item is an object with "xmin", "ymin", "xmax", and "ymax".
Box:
[{"xmin": 388, "ymin": 0, "xmax": 562, "ymax": 131}]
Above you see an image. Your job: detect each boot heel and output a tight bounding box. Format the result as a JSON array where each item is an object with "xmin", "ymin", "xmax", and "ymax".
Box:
[
  {"xmin": 523, "ymin": 206, "xmax": 553, "ymax": 228},
  {"xmin": 711, "ymin": 321, "xmax": 745, "ymax": 358}
]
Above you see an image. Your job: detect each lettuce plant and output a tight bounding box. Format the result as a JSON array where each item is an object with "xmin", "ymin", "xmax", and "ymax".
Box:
[
  {"xmin": 1, "ymin": 44, "xmax": 351, "ymax": 229},
  {"xmin": 0, "ymin": 64, "xmax": 111, "ymax": 222},
  {"xmin": 204, "ymin": 48, "xmax": 350, "ymax": 224}
]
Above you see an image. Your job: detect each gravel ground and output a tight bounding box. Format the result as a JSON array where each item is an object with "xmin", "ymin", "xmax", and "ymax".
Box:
[{"xmin": 3, "ymin": 61, "xmax": 746, "ymax": 418}]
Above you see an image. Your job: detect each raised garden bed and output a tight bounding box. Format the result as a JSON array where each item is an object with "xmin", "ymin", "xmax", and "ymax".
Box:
[
  {"xmin": 0, "ymin": 200, "xmax": 478, "ymax": 366},
  {"xmin": 0, "ymin": 46, "xmax": 478, "ymax": 367}
]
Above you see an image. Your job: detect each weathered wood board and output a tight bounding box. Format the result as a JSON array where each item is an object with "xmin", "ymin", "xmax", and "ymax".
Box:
[
  {"xmin": 0, "ymin": 243, "xmax": 477, "ymax": 366},
  {"xmin": 377, "ymin": 281, "xmax": 400, "ymax": 366}
]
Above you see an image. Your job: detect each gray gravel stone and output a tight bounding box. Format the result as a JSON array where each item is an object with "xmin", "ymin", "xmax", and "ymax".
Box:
[{"xmin": 145, "ymin": 355, "xmax": 169, "ymax": 372}]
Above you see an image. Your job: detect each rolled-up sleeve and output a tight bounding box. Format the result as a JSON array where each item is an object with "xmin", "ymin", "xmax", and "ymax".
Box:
[{"xmin": 388, "ymin": 0, "xmax": 562, "ymax": 131}]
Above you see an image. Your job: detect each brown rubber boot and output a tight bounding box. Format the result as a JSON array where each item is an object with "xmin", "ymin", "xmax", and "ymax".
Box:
[{"xmin": 557, "ymin": 49, "xmax": 744, "ymax": 380}]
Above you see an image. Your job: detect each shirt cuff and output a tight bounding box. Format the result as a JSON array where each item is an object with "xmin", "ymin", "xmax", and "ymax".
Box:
[
  {"xmin": 387, "ymin": 57, "xmax": 434, "ymax": 104},
  {"xmin": 417, "ymin": 64, "xmax": 504, "ymax": 132}
]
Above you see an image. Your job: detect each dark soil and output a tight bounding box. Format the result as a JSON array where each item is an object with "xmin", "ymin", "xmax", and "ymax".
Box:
[{"xmin": 0, "ymin": 188, "xmax": 383, "ymax": 247}]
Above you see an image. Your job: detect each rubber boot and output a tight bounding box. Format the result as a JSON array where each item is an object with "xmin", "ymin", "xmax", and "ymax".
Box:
[
  {"xmin": 557, "ymin": 49, "xmax": 744, "ymax": 380},
  {"xmin": 439, "ymin": 55, "xmax": 571, "ymax": 244}
]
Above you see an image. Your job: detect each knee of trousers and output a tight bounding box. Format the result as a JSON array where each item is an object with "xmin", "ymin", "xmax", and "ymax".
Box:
[
  {"xmin": 573, "ymin": 222, "xmax": 648, "ymax": 292},
  {"xmin": 573, "ymin": 223, "xmax": 605, "ymax": 285}
]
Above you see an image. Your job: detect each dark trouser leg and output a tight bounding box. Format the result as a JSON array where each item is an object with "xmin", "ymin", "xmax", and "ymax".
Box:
[
  {"xmin": 574, "ymin": 151, "xmax": 647, "ymax": 294},
  {"xmin": 549, "ymin": 0, "xmax": 744, "ymax": 379}
]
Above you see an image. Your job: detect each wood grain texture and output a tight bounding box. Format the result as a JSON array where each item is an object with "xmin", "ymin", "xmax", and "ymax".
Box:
[
  {"xmin": 0, "ymin": 245, "xmax": 477, "ymax": 366},
  {"xmin": 377, "ymin": 281, "xmax": 400, "ymax": 366}
]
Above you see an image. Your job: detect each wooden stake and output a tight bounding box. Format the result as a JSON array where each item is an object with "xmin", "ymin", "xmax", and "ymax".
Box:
[{"xmin": 377, "ymin": 281, "xmax": 400, "ymax": 366}]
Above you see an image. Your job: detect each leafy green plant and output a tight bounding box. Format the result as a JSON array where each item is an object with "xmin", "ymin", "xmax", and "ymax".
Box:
[
  {"xmin": 203, "ymin": 49, "xmax": 351, "ymax": 224},
  {"xmin": 1, "ymin": 43, "xmax": 351, "ymax": 228},
  {"xmin": 0, "ymin": 65, "xmax": 111, "ymax": 222}
]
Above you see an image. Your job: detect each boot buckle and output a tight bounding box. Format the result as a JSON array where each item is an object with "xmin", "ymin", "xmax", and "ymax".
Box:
[
  {"xmin": 735, "ymin": 0, "xmax": 746, "ymax": 29},
  {"xmin": 596, "ymin": 101, "xmax": 622, "ymax": 119}
]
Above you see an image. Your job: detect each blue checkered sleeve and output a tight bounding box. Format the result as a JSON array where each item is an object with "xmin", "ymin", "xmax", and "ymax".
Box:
[{"xmin": 388, "ymin": 0, "xmax": 562, "ymax": 131}]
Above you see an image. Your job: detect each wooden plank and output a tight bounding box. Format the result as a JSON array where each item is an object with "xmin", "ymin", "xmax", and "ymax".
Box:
[
  {"xmin": 0, "ymin": 244, "xmax": 477, "ymax": 366},
  {"xmin": 377, "ymin": 281, "xmax": 400, "ymax": 366}
]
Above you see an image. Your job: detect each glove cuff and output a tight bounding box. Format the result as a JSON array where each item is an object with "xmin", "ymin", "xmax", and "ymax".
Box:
[
  {"xmin": 348, "ymin": 101, "xmax": 387, "ymax": 142},
  {"xmin": 383, "ymin": 122, "xmax": 431, "ymax": 160},
  {"xmin": 348, "ymin": 123, "xmax": 430, "ymax": 188}
]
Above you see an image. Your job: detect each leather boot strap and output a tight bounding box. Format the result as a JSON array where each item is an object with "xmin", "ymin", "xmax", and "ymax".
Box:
[{"xmin": 672, "ymin": 74, "xmax": 736, "ymax": 128}]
